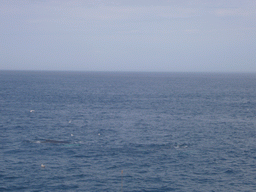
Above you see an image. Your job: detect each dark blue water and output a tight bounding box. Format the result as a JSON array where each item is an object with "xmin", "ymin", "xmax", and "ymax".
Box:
[{"xmin": 1, "ymin": 71, "xmax": 256, "ymax": 191}]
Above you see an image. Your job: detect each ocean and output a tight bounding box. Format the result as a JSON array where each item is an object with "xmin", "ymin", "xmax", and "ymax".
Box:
[{"xmin": 1, "ymin": 71, "xmax": 256, "ymax": 191}]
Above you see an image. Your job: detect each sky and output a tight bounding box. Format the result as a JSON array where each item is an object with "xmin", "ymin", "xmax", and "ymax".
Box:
[{"xmin": 0, "ymin": 0, "xmax": 255, "ymax": 72}]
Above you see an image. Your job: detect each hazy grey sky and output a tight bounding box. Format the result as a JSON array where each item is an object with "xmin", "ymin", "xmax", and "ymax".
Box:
[{"xmin": 1, "ymin": 0, "xmax": 255, "ymax": 72}]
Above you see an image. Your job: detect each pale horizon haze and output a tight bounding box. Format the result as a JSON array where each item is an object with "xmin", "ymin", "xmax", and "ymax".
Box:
[{"xmin": 0, "ymin": 0, "xmax": 255, "ymax": 72}]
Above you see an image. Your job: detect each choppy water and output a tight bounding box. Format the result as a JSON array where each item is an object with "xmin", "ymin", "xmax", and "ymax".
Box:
[{"xmin": 1, "ymin": 71, "xmax": 256, "ymax": 191}]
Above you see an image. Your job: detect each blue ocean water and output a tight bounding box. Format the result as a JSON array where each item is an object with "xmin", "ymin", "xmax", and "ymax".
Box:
[{"xmin": 1, "ymin": 71, "xmax": 256, "ymax": 191}]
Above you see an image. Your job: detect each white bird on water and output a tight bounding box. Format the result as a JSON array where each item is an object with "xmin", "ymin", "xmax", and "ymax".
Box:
[{"xmin": 41, "ymin": 164, "xmax": 45, "ymax": 168}]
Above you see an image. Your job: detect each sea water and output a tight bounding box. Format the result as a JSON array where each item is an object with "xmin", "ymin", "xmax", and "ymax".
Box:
[{"xmin": 1, "ymin": 71, "xmax": 256, "ymax": 191}]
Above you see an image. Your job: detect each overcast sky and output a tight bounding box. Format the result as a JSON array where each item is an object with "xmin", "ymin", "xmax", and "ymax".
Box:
[{"xmin": 0, "ymin": 0, "xmax": 255, "ymax": 72}]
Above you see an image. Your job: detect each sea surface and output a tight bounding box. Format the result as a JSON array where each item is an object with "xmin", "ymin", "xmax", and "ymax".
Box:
[{"xmin": 1, "ymin": 71, "xmax": 256, "ymax": 192}]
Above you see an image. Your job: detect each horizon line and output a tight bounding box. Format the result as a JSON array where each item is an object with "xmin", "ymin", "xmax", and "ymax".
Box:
[{"xmin": 1, "ymin": 69, "xmax": 256, "ymax": 74}]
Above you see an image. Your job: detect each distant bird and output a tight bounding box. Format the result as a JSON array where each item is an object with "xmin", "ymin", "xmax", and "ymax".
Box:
[
  {"xmin": 41, "ymin": 164, "xmax": 45, "ymax": 168},
  {"xmin": 30, "ymin": 110, "xmax": 35, "ymax": 113}
]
